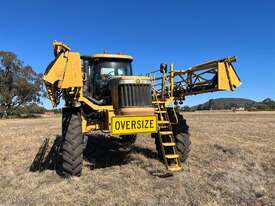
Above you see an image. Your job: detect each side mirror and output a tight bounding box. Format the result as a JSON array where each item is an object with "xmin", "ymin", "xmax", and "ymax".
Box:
[{"xmin": 160, "ymin": 63, "xmax": 167, "ymax": 73}]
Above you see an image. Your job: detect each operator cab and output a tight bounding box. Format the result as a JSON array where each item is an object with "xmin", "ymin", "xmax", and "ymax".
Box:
[{"xmin": 82, "ymin": 53, "xmax": 133, "ymax": 105}]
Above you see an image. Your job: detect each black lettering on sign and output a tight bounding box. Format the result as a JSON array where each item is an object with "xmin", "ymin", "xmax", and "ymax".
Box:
[
  {"xmin": 149, "ymin": 120, "xmax": 154, "ymax": 128},
  {"xmin": 115, "ymin": 121, "xmax": 120, "ymax": 130},
  {"xmin": 121, "ymin": 121, "xmax": 126, "ymax": 129},
  {"xmin": 145, "ymin": 120, "xmax": 149, "ymax": 128},
  {"xmin": 137, "ymin": 120, "xmax": 141, "ymax": 129},
  {"xmin": 132, "ymin": 121, "xmax": 136, "ymax": 129},
  {"xmin": 126, "ymin": 121, "xmax": 130, "ymax": 129}
]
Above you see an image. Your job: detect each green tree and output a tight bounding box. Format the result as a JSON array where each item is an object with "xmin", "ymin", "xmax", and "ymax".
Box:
[
  {"xmin": 208, "ymin": 99, "xmax": 214, "ymax": 110},
  {"xmin": 0, "ymin": 51, "xmax": 44, "ymax": 117},
  {"xmin": 262, "ymin": 98, "xmax": 275, "ymax": 110},
  {"xmin": 197, "ymin": 104, "xmax": 203, "ymax": 110}
]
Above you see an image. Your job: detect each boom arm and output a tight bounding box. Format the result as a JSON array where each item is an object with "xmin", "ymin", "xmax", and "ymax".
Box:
[
  {"xmin": 43, "ymin": 41, "xmax": 83, "ymax": 107},
  {"xmin": 150, "ymin": 56, "xmax": 241, "ymax": 101}
]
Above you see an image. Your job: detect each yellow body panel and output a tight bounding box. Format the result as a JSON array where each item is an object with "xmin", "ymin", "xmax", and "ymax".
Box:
[
  {"xmin": 61, "ymin": 52, "xmax": 83, "ymax": 88},
  {"xmin": 79, "ymin": 96, "xmax": 114, "ymax": 111},
  {"xmin": 62, "ymin": 52, "xmax": 83, "ymax": 89},
  {"xmin": 82, "ymin": 113, "xmax": 104, "ymax": 133},
  {"xmin": 227, "ymin": 63, "xmax": 241, "ymax": 89},
  {"xmin": 43, "ymin": 53, "xmax": 68, "ymax": 84},
  {"xmin": 218, "ymin": 62, "xmax": 241, "ymax": 90},
  {"xmin": 43, "ymin": 51, "xmax": 83, "ymax": 88},
  {"xmin": 81, "ymin": 115, "xmax": 87, "ymax": 133}
]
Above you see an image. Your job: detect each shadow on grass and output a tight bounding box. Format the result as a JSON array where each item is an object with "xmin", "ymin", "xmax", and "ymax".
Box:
[
  {"xmin": 29, "ymin": 135, "xmax": 63, "ymax": 175},
  {"xmin": 83, "ymin": 133, "xmax": 159, "ymax": 169},
  {"xmin": 29, "ymin": 133, "xmax": 159, "ymax": 174}
]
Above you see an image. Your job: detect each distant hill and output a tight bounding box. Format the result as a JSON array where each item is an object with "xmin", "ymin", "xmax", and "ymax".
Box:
[{"xmin": 189, "ymin": 98, "xmax": 275, "ymax": 111}]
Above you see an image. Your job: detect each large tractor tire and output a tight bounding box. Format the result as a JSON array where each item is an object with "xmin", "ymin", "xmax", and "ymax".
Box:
[
  {"xmin": 61, "ymin": 107, "xmax": 83, "ymax": 177},
  {"xmin": 170, "ymin": 110, "xmax": 191, "ymax": 163}
]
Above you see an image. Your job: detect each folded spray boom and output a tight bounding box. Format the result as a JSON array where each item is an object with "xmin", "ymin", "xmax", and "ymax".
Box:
[{"xmin": 149, "ymin": 56, "xmax": 241, "ymax": 103}]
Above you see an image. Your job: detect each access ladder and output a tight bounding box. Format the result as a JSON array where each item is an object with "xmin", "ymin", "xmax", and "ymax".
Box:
[{"xmin": 152, "ymin": 92, "xmax": 181, "ymax": 172}]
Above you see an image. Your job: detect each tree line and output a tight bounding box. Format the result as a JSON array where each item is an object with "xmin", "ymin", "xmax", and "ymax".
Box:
[
  {"xmin": 179, "ymin": 98, "xmax": 275, "ymax": 111},
  {"xmin": 0, "ymin": 51, "xmax": 45, "ymax": 118}
]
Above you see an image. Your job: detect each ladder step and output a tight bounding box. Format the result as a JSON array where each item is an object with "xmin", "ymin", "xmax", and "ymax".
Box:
[
  {"xmin": 159, "ymin": 131, "xmax": 173, "ymax": 135},
  {"xmin": 162, "ymin": 142, "xmax": 176, "ymax": 147},
  {"xmin": 152, "ymin": 101, "xmax": 166, "ymax": 104},
  {"xmin": 155, "ymin": 110, "xmax": 167, "ymax": 113},
  {"xmin": 168, "ymin": 165, "xmax": 182, "ymax": 172},
  {"xmin": 165, "ymin": 154, "xmax": 179, "ymax": 159},
  {"xmin": 158, "ymin": 120, "xmax": 170, "ymax": 124},
  {"xmin": 159, "ymin": 126, "xmax": 170, "ymax": 129}
]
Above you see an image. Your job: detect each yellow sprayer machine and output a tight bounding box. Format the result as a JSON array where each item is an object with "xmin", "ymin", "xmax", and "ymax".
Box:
[{"xmin": 43, "ymin": 41, "xmax": 241, "ymax": 176}]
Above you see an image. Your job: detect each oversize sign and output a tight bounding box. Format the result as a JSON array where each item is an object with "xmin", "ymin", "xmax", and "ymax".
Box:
[{"xmin": 111, "ymin": 116, "xmax": 157, "ymax": 135}]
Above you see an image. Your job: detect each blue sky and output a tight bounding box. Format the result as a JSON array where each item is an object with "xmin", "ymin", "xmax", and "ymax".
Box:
[{"xmin": 1, "ymin": 0, "xmax": 274, "ymax": 108}]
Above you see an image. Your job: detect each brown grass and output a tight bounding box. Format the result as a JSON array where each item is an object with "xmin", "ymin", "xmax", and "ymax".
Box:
[{"xmin": 0, "ymin": 112, "xmax": 274, "ymax": 206}]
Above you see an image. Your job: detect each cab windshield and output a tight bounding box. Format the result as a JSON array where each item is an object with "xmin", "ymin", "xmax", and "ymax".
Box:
[
  {"xmin": 95, "ymin": 60, "xmax": 133, "ymax": 77},
  {"xmin": 91, "ymin": 59, "xmax": 133, "ymax": 101}
]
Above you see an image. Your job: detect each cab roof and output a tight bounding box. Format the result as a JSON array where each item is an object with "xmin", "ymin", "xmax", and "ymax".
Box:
[{"xmin": 90, "ymin": 53, "xmax": 133, "ymax": 61}]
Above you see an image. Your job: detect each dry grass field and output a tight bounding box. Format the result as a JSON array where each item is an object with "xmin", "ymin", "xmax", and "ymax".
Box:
[{"xmin": 0, "ymin": 111, "xmax": 274, "ymax": 206}]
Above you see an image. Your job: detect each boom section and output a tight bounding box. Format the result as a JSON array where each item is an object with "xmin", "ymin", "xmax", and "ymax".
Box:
[
  {"xmin": 149, "ymin": 56, "xmax": 241, "ymax": 101},
  {"xmin": 43, "ymin": 42, "xmax": 83, "ymax": 106}
]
